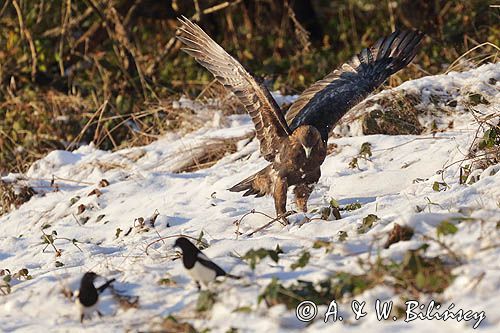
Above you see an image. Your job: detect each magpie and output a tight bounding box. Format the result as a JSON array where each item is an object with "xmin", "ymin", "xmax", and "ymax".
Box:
[
  {"xmin": 174, "ymin": 237, "xmax": 240, "ymax": 289},
  {"xmin": 75, "ymin": 272, "xmax": 115, "ymax": 323}
]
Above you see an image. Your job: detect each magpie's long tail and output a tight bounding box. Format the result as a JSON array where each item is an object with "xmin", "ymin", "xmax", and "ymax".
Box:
[{"xmin": 97, "ymin": 278, "xmax": 116, "ymax": 293}]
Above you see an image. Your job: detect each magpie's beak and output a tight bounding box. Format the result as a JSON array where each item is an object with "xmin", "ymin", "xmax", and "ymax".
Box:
[{"xmin": 303, "ymin": 146, "xmax": 312, "ymax": 159}]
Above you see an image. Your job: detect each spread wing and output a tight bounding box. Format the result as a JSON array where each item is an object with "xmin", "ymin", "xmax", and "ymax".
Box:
[
  {"xmin": 286, "ymin": 30, "xmax": 424, "ymax": 141},
  {"xmin": 177, "ymin": 17, "xmax": 291, "ymax": 162}
]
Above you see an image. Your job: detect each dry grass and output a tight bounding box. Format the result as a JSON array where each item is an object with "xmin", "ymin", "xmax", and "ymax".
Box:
[
  {"xmin": 172, "ymin": 134, "xmax": 252, "ymax": 174},
  {"xmin": 361, "ymin": 91, "xmax": 423, "ymax": 135},
  {"xmin": 0, "ymin": 179, "xmax": 36, "ymax": 216}
]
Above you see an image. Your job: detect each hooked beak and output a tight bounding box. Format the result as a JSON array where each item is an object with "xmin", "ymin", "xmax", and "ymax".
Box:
[{"xmin": 303, "ymin": 145, "xmax": 312, "ymax": 159}]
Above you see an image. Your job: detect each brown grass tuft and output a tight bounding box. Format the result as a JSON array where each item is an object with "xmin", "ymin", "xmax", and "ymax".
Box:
[{"xmin": 172, "ymin": 134, "xmax": 251, "ymax": 174}]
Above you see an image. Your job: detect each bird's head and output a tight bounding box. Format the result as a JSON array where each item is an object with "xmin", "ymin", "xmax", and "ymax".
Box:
[
  {"xmin": 174, "ymin": 237, "xmax": 194, "ymax": 252},
  {"xmin": 293, "ymin": 125, "xmax": 322, "ymax": 158},
  {"xmin": 81, "ymin": 271, "xmax": 98, "ymax": 285}
]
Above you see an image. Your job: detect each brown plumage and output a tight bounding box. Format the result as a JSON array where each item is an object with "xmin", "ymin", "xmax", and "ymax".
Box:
[
  {"xmin": 230, "ymin": 125, "xmax": 326, "ymax": 215},
  {"xmin": 176, "ymin": 17, "xmax": 423, "ymax": 218}
]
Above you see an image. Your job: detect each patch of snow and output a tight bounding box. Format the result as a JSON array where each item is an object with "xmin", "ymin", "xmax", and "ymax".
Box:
[{"xmin": 0, "ymin": 64, "xmax": 499, "ymax": 332}]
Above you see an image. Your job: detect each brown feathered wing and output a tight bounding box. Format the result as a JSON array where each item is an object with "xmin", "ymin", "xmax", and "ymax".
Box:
[
  {"xmin": 177, "ymin": 17, "xmax": 291, "ymax": 162},
  {"xmin": 285, "ymin": 30, "xmax": 424, "ymax": 141}
]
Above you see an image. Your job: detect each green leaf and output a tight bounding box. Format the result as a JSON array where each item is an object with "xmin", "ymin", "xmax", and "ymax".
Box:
[
  {"xmin": 415, "ymin": 271, "xmax": 426, "ymax": 289},
  {"xmin": 158, "ymin": 278, "xmax": 176, "ymax": 286},
  {"xmin": 359, "ymin": 142, "xmax": 372, "ymax": 158},
  {"xmin": 232, "ymin": 306, "xmax": 252, "ymax": 313},
  {"xmin": 313, "ymin": 240, "xmax": 331, "ymax": 249},
  {"xmin": 268, "ymin": 250, "xmax": 279, "ymax": 263},
  {"xmin": 436, "ymin": 221, "xmax": 458, "ymax": 237},
  {"xmin": 79, "ymin": 216, "xmax": 90, "ymax": 224},
  {"xmin": 468, "ymin": 93, "xmax": 489, "ymax": 106},
  {"xmin": 69, "ymin": 196, "xmax": 81, "ymax": 206},
  {"xmin": 196, "ymin": 290, "xmax": 216, "ymax": 312},
  {"xmin": 290, "ymin": 251, "xmax": 311, "ymax": 270},
  {"xmin": 320, "ymin": 207, "xmax": 331, "ymax": 220},
  {"xmin": 196, "ymin": 231, "xmax": 208, "ymax": 249},
  {"xmin": 432, "ymin": 181, "xmax": 447, "ymax": 192},
  {"xmin": 329, "ymin": 198, "xmax": 340, "ymax": 209},
  {"xmin": 357, "ymin": 214, "xmax": 379, "ymax": 234},
  {"xmin": 349, "ymin": 157, "xmax": 359, "ymax": 169},
  {"xmin": 243, "ymin": 246, "xmax": 283, "ymax": 270},
  {"xmin": 342, "ymin": 202, "xmax": 362, "ymax": 211}
]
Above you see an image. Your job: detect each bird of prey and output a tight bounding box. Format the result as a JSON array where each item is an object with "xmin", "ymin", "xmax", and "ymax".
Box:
[
  {"xmin": 75, "ymin": 272, "xmax": 115, "ymax": 323},
  {"xmin": 174, "ymin": 237, "xmax": 240, "ymax": 289},
  {"xmin": 177, "ymin": 17, "xmax": 423, "ymax": 218}
]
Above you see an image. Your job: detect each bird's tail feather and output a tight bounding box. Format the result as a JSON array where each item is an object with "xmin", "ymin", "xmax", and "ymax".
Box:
[
  {"xmin": 228, "ymin": 165, "xmax": 271, "ymax": 197},
  {"xmin": 97, "ymin": 278, "xmax": 115, "ymax": 293}
]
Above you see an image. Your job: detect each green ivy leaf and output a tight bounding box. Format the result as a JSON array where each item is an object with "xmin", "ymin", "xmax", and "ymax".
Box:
[
  {"xmin": 357, "ymin": 214, "xmax": 379, "ymax": 234},
  {"xmin": 290, "ymin": 251, "xmax": 311, "ymax": 270},
  {"xmin": 436, "ymin": 221, "xmax": 458, "ymax": 237}
]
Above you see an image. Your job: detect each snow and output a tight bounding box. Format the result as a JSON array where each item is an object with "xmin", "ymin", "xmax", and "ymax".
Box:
[{"xmin": 1, "ymin": 63, "xmax": 499, "ymax": 332}]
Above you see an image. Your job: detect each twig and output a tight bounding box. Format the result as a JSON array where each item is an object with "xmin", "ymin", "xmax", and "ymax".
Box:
[
  {"xmin": 246, "ymin": 211, "xmax": 295, "ymax": 237},
  {"xmin": 193, "ymin": 0, "xmax": 201, "ymax": 21},
  {"xmin": 234, "ymin": 209, "xmax": 279, "ymax": 237},
  {"xmin": 203, "ymin": 0, "xmax": 243, "ymax": 15},
  {"xmin": 41, "ymin": 230, "xmax": 60, "ymax": 254},
  {"xmin": 371, "ymin": 136, "xmax": 452, "ymax": 153},
  {"xmin": 12, "ymin": 0, "xmax": 37, "ymax": 80},
  {"xmin": 57, "ymin": 0, "xmax": 72, "ymax": 76},
  {"xmin": 479, "ymin": 243, "xmax": 500, "ymax": 252},
  {"xmin": 67, "ymin": 100, "xmax": 108, "ymax": 150},
  {"xmin": 420, "ymin": 233, "xmax": 463, "ymax": 264},
  {"xmin": 446, "ymin": 42, "xmax": 500, "ymax": 74},
  {"xmin": 71, "ymin": 214, "xmax": 82, "ymax": 226}
]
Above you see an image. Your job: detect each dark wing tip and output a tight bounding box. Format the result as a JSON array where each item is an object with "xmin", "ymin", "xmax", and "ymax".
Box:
[
  {"xmin": 359, "ymin": 28, "xmax": 424, "ymax": 73},
  {"xmin": 287, "ymin": 28, "xmax": 424, "ymax": 134}
]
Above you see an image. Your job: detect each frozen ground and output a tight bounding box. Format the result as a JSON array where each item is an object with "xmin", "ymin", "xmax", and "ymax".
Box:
[{"xmin": 0, "ymin": 64, "xmax": 499, "ymax": 332}]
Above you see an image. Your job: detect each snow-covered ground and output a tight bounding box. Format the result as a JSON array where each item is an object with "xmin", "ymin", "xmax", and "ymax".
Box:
[{"xmin": 0, "ymin": 64, "xmax": 499, "ymax": 332}]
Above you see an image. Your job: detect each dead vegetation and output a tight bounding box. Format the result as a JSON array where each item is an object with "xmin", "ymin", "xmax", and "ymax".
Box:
[
  {"xmin": 361, "ymin": 91, "xmax": 423, "ymax": 135},
  {"xmin": 459, "ymin": 114, "xmax": 500, "ymax": 184},
  {"xmin": 0, "ymin": 178, "xmax": 36, "ymax": 216},
  {"xmin": 384, "ymin": 223, "xmax": 415, "ymax": 249},
  {"xmin": 0, "ymin": 268, "xmax": 33, "ymax": 295},
  {"xmin": 335, "ymin": 63, "xmax": 498, "ymax": 137},
  {"xmin": 159, "ymin": 316, "xmax": 198, "ymax": 333},
  {"xmin": 258, "ymin": 246, "xmax": 456, "ymax": 310},
  {"xmin": 0, "ymin": 1, "xmax": 498, "ymax": 175},
  {"xmin": 172, "ymin": 134, "xmax": 251, "ymax": 174}
]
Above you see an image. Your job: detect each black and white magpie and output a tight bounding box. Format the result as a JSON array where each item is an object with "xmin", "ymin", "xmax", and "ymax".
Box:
[
  {"xmin": 174, "ymin": 237, "xmax": 240, "ymax": 289},
  {"xmin": 75, "ymin": 272, "xmax": 115, "ymax": 323}
]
